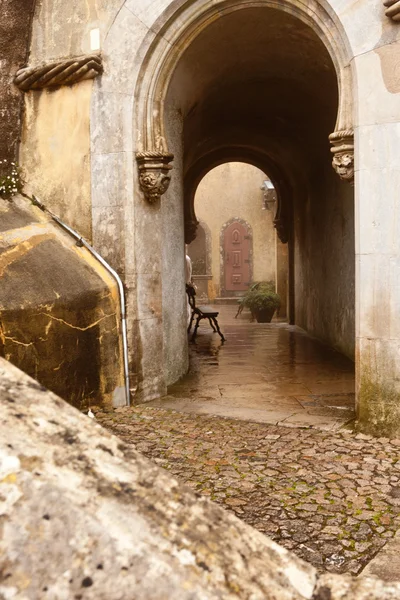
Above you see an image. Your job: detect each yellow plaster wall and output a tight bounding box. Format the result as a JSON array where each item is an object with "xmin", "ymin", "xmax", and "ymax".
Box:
[
  {"xmin": 194, "ymin": 162, "xmax": 276, "ymax": 297},
  {"xmin": 20, "ymin": 80, "xmax": 92, "ymax": 241}
]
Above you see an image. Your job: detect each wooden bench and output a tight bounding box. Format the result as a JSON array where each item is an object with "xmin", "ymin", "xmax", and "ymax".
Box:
[{"xmin": 186, "ymin": 284, "xmax": 225, "ymax": 342}]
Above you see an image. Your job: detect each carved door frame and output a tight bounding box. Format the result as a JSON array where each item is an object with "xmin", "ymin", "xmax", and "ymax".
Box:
[{"xmin": 220, "ymin": 218, "xmax": 253, "ymax": 297}]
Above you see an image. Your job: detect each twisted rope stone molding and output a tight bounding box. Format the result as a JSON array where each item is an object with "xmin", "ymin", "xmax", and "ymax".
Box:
[
  {"xmin": 14, "ymin": 54, "xmax": 103, "ymax": 91},
  {"xmin": 329, "ymin": 129, "xmax": 354, "ymax": 184},
  {"xmin": 136, "ymin": 151, "xmax": 174, "ymax": 203},
  {"xmin": 384, "ymin": 0, "xmax": 400, "ymax": 21}
]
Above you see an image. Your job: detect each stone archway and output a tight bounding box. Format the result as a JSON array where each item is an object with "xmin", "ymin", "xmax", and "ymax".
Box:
[
  {"xmin": 130, "ymin": 0, "xmax": 357, "ymax": 407},
  {"xmin": 134, "ymin": 0, "xmax": 354, "ymax": 164},
  {"xmin": 183, "ymin": 150, "xmax": 295, "ymax": 320}
]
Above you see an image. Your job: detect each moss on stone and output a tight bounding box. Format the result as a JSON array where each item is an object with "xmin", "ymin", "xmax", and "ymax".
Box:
[{"xmin": 358, "ymin": 359, "xmax": 400, "ymax": 438}]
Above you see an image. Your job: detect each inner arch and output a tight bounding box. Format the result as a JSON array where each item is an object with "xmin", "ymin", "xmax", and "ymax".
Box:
[{"xmin": 160, "ymin": 4, "xmax": 354, "ymax": 363}]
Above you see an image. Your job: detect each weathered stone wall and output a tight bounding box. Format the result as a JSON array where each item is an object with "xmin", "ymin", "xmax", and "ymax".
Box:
[
  {"xmin": 161, "ymin": 106, "xmax": 188, "ymax": 386},
  {"xmin": 355, "ymin": 24, "xmax": 400, "ymax": 436},
  {"xmin": 294, "ymin": 165, "xmax": 355, "ymax": 359},
  {"xmin": 20, "ymin": 82, "xmax": 93, "ymax": 241},
  {"xmin": 1, "ymin": 357, "xmax": 400, "ymax": 599},
  {"xmin": 0, "ymin": 0, "xmax": 36, "ymax": 164},
  {"xmin": 0, "ymin": 195, "xmax": 124, "ymax": 410},
  {"xmin": 193, "ymin": 163, "xmax": 278, "ymax": 300}
]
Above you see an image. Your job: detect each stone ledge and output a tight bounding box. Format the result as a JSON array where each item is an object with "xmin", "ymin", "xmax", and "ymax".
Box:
[
  {"xmin": 1, "ymin": 358, "xmax": 399, "ymax": 599},
  {"xmin": 361, "ymin": 530, "xmax": 400, "ymax": 582}
]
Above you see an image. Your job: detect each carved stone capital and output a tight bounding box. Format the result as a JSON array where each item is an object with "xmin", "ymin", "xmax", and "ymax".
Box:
[
  {"xmin": 14, "ymin": 54, "xmax": 103, "ymax": 91},
  {"xmin": 329, "ymin": 129, "xmax": 354, "ymax": 184},
  {"xmin": 384, "ymin": 0, "xmax": 400, "ymax": 20},
  {"xmin": 185, "ymin": 218, "xmax": 199, "ymax": 244},
  {"xmin": 136, "ymin": 152, "xmax": 174, "ymax": 203},
  {"xmin": 273, "ymin": 217, "xmax": 289, "ymax": 244}
]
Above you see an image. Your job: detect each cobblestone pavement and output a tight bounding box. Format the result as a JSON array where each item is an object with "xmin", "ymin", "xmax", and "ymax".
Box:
[{"xmin": 96, "ymin": 406, "xmax": 400, "ymax": 576}]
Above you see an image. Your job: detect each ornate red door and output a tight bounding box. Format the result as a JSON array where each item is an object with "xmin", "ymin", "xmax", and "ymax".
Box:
[{"xmin": 223, "ymin": 222, "xmax": 251, "ymax": 292}]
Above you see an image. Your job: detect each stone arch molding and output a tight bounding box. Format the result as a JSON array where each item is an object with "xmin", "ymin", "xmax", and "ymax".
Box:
[
  {"xmin": 184, "ymin": 150, "xmax": 293, "ymax": 245},
  {"xmin": 134, "ymin": 0, "xmax": 355, "ymax": 203}
]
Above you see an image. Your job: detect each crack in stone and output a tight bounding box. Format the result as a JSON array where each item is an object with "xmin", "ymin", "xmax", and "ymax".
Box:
[
  {"xmin": 37, "ymin": 312, "xmax": 117, "ymax": 331},
  {"xmin": 2, "ymin": 335, "xmax": 34, "ymax": 348}
]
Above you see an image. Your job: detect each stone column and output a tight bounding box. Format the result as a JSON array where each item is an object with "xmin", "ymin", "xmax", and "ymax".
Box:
[
  {"xmin": 355, "ymin": 40, "xmax": 400, "ymax": 436},
  {"xmin": 276, "ymin": 234, "xmax": 288, "ymax": 319}
]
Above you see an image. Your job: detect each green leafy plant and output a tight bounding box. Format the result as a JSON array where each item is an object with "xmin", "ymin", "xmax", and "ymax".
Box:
[
  {"xmin": 241, "ymin": 281, "xmax": 280, "ymax": 312},
  {"xmin": 0, "ymin": 159, "xmax": 24, "ymax": 200}
]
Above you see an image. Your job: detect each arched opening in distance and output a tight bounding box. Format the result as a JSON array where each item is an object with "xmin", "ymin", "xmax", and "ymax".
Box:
[{"xmin": 189, "ymin": 162, "xmax": 284, "ymax": 306}]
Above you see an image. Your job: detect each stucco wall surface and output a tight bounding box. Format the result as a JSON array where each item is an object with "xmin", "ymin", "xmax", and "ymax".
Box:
[
  {"xmin": 0, "ymin": 195, "xmax": 123, "ymax": 410},
  {"xmin": 2, "ymin": 357, "xmax": 400, "ymax": 599},
  {"xmin": 20, "ymin": 81, "xmax": 93, "ymax": 241},
  {"xmin": 194, "ymin": 163, "xmax": 277, "ymax": 298},
  {"xmin": 294, "ymin": 166, "xmax": 355, "ymax": 359}
]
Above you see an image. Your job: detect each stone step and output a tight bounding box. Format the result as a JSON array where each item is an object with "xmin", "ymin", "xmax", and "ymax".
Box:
[{"xmin": 214, "ymin": 297, "xmax": 243, "ymax": 305}]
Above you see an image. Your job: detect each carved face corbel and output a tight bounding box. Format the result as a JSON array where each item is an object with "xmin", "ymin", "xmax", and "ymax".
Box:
[
  {"xmin": 383, "ymin": 0, "xmax": 400, "ymax": 20},
  {"xmin": 136, "ymin": 152, "xmax": 174, "ymax": 203},
  {"xmin": 329, "ymin": 130, "xmax": 354, "ymax": 185},
  {"xmin": 184, "ymin": 218, "xmax": 199, "ymax": 244},
  {"xmin": 273, "ymin": 217, "xmax": 289, "ymax": 244}
]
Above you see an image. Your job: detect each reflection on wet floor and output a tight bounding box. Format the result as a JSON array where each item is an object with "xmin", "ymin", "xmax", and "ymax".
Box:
[{"xmin": 149, "ymin": 305, "xmax": 355, "ymax": 431}]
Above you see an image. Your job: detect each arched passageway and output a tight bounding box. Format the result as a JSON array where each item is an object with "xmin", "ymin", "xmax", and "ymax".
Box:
[{"xmin": 135, "ymin": 2, "xmax": 355, "ymax": 400}]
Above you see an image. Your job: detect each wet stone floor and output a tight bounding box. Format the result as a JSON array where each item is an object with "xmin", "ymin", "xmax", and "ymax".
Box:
[
  {"xmin": 96, "ymin": 306, "xmax": 400, "ymax": 575},
  {"xmin": 148, "ymin": 305, "xmax": 356, "ymax": 430}
]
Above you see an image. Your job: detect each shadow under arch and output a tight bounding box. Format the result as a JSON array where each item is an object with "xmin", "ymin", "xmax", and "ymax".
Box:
[{"xmin": 134, "ymin": 0, "xmax": 354, "ymax": 158}]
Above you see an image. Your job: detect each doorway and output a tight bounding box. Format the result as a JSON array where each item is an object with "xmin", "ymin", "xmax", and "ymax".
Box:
[{"xmin": 223, "ymin": 220, "xmax": 251, "ymax": 295}]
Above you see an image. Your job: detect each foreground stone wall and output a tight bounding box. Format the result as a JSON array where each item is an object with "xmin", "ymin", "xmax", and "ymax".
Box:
[
  {"xmin": 1, "ymin": 357, "xmax": 400, "ymax": 599},
  {"xmin": 0, "ymin": 195, "xmax": 124, "ymax": 410}
]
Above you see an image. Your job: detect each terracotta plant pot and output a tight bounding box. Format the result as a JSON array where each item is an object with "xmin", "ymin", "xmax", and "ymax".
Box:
[{"xmin": 254, "ymin": 307, "xmax": 275, "ymax": 323}]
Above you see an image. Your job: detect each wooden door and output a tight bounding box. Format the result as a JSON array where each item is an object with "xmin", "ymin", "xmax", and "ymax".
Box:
[{"xmin": 223, "ymin": 222, "xmax": 250, "ymax": 292}]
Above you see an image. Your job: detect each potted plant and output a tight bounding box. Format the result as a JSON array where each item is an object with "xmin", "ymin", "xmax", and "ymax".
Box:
[{"xmin": 240, "ymin": 281, "xmax": 281, "ymax": 323}]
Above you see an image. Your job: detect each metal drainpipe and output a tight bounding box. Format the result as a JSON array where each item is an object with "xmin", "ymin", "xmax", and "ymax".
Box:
[{"xmin": 31, "ymin": 195, "xmax": 131, "ymax": 407}]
